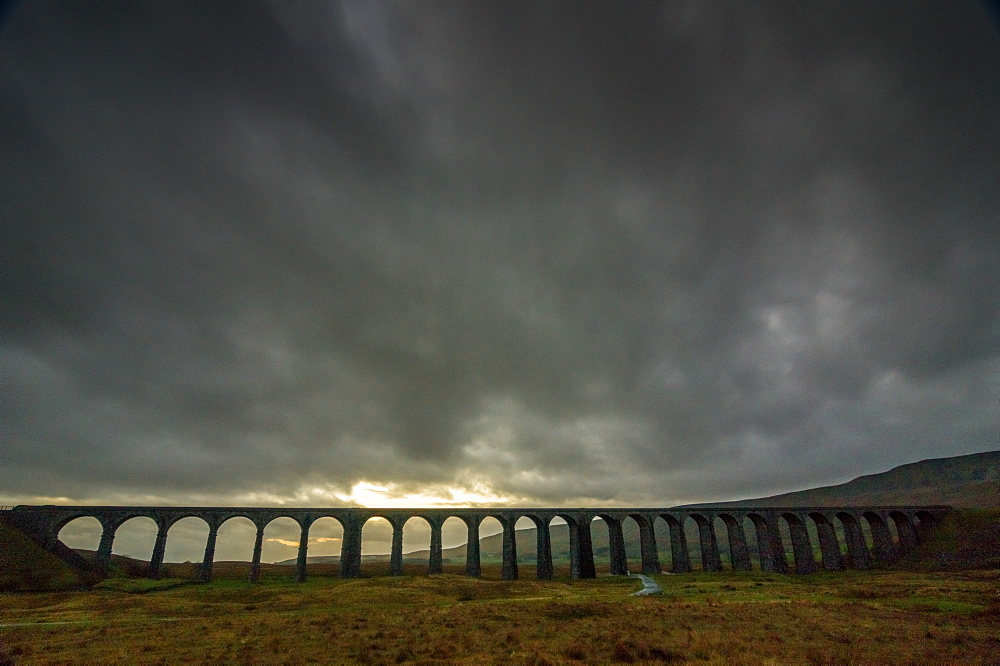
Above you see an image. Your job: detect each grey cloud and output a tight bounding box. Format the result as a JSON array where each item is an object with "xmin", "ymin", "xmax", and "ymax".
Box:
[{"xmin": 1, "ymin": 1, "xmax": 997, "ymax": 508}]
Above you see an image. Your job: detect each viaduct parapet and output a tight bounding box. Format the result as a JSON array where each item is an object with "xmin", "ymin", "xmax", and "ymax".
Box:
[{"xmin": 5, "ymin": 505, "xmax": 950, "ymax": 583}]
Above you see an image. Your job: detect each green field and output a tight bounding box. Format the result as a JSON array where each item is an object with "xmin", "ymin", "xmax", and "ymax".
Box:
[{"xmin": 2, "ymin": 567, "xmax": 998, "ymax": 664}]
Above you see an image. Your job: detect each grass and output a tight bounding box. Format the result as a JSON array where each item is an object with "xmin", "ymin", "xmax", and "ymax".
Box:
[
  {"xmin": 1, "ymin": 568, "xmax": 998, "ymax": 664},
  {"xmin": 0, "ymin": 522, "xmax": 81, "ymax": 592}
]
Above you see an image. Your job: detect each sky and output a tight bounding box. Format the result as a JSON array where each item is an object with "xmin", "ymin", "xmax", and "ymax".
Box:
[{"xmin": 2, "ymin": 0, "xmax": 999, "ymax": 556}]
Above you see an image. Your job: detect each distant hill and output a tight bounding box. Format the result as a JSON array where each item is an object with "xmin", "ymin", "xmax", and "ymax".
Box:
[{"xmin": 689, "ymin": 450, "xmax": 999, "ymax": 509}]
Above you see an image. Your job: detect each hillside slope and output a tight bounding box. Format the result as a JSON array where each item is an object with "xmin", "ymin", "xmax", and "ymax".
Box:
[
  {"xmin": 695, "ymin": 450, "xmax": 998, "ymax": 509},
  {"xmin": 0, "ymin": 520, "xmax": 83, "ymax": 590}
]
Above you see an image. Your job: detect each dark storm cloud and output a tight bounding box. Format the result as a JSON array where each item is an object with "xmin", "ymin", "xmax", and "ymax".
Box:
[{"xmin": 1, "ymin": 1, "xmax": 997, "ymax": 506}]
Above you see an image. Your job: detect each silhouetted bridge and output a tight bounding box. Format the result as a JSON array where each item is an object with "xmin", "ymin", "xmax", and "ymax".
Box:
[{"xmin": 4, "ymin": 505, "xmax": 950, "ymax": 583}]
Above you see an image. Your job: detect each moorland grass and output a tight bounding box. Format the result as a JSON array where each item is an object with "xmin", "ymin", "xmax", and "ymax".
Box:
[{"xmin": 1, "ymin": 567, "xmax": 997, "ymax": 664}]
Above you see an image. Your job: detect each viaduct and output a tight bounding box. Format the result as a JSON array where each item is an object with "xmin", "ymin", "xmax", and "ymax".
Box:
[{"xmin": 4, "ymin": 505, "xmax": 950, "ymax": 583}]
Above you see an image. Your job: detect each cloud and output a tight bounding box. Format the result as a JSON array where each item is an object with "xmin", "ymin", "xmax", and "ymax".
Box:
[{"xmin": 0, "ymin": 0, "xmax": 997, "ymax": 516}]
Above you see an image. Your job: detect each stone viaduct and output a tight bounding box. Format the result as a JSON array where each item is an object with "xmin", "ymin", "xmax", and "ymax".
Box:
[{"xmin": 5, "ymin": 505, "xmax": 950, "ymax": 583}]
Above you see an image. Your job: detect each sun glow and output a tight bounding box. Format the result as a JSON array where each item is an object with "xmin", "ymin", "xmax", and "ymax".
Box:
[{"xmin": 335, "ymin": 480, "xmax": 516, "ymax": 508}]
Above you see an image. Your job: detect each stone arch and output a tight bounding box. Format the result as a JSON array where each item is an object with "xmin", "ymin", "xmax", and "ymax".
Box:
[
  {"xmin": 162, "ymin": 515, "xmax": 210, "ymax": 579},
  {"xmin": 258, "ymin": 516, "xmax": 305, "ymax": 581},
  {"xmin": 510, "ymin": 513, "xmax": 551, "ymax": 580},
  {"xmin": 400, "ymin": 515, "xmax": 436, "ymax": 574},
  {"xmin": 513, "ymin": 515, "xmax": 543, "ymax": 577},
  {"xmin": 740, "ymin": 515, "xmax": 760, "ymax": 570},
  {"xmin": 57, "ymin": 515, "xmax": 102, "ymax": 554},
  {"xmin": 779, "ymin": 512, "xmax": 817, "ymax": 574},
  {"xmin": 746, "ymin": 512, "xmax": 786, "ymax": 573},
  {"xmin": 888, "ymin": 511, "xmax": 918, "ymax": 552},
  {"xmin": 433, "ymin": 515, "xmax": 468, "ymax": 574},
  {"xmin": 351, "ymin": 515, "xmax": 395, "ymax": 577},
  {"xmin": 110, "ymin": 515, "xmax": 159, "ymax": 576},
  {"xmin": 709, "ymin": 515, "xmax": 731, "ymax": 569},
  {"xmin": 476, "ymin": 515, "xmax": 504, "ymax": 577},
  {"xmin": 306, "ymin": 516, "xmax": 345, "ymax": 578},
  {"xmin": 658, "ymin": 513, "xmax": 690, "ymax": 573},
  {"xmin": 484, "ymin": 514, "xmax": 518, "ymax": 580},
  {"xmin": 808, "ymin": 512, "xmax": 843, "ymax": 571},
  {"xmin": 447, "ymin": 513, "xmax": 481, "ymax": 578},
  {"xmin": 862, "ymin": 511, "xmax": 896, "ymax": 565},
  {"xmin": 212, "ymin": 516, "xmax": 256, "ymax": 579},
  {"xmin": 556, "ymin": 512, "xmax": 594, "ymax": 579},
  {"xmin": 688, "ymin": 513, "xmax": 720, "ymax": 571},
  {"xmin": 548, "ymin": 515, "xmax": 573, "ymax": 577},
  {"xmin": 717, "ymin": 513, "xmax": 751, "ymax": 571},
  {"xmin": 627, "ymin": 513, "xmax": 660, "ymax": 575},
  {"xmin": 591, "ymin": 513, "xmax": 627, "ymax": 575},
  {"xmin": 835, "ymin": 511, "xmax": 871, "ymax": 569},
  {"xmin": 651, "ymin": 515, "xmax": 673, "ymax": 572}
]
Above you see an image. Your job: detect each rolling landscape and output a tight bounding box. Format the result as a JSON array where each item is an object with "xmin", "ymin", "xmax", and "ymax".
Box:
[{"xmin": 2, "ymin": 451, "xmax": 999, "ymax": 663}]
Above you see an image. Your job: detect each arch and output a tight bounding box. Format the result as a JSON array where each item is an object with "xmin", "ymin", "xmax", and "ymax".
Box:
[
  {"xmin": 57, "ymin": 516, "xmax": 102, "ymax": 555},
  {"xmin": 592, "ymin": 514, "xmax": 627, "ymax": 575},
  {"xmin": 353, "ymin": 516, "xmax": 395, "ymax": 577},
  {"xmin": 741, "ymin": 515, "xmax": 760, "ymax": 570},
  {"xmin": 774, "ymin": 516, "xmax": 796, "ymax": 572},
  {"xmin": 688, "ymin": 513, "xmax": 720, "ymax": 571},
  {"xmin": 658, "ymin": 513, "xmax": 690, "ymax": 573},
  {"xmin": 212, "ymin": 516, "xmax": 256, "ymax": 580},
  {"xmin": 529, "ymin": 514, "xmax": 554, "ymax": 580},
  {"xmin": 259, "ymin": 516, "xmax": 304, "ymax": 581},
  {"xmin": 110, "ymin": 516, "xmax": 159, "ymax": 577},
  {"xmin": 652, "ymin": 516, "xmax": 674, "ymax": 572},
  {"xmin": 51, "ymin": 511, "xmax": 104, "ymax": 539},
  {"xmin": 717, "ymin": 513, "xmax": 751, "ymax": 571},
  {"xmin": 884, "ymin": 514, "xmax": 901, "ymax": 545},
  {"xmin": 440, "ymin": 516, "xmax": 469, "ymax": 574},
  {"xmin": 627, "ymin": 513, "xmax": 660, "ymax": 575},
  {"xmin": 779, "ymin": 513, "xmax": 817, "ymax": 574},
  {"xmin": 401, "ymin": 515, "xmax": 434, "ymax": 574},
  {"xmin": 554, "ymin": 513, "xmax": 594, "ymax": 578},
  {"xmin": 307, "ymin": 516, "xmax": 345, "ymax": 578},
  {"xmin": 862, "ymin": 512, "xmax": 896, "ymax": 565},
  {"xmin": 162, "ymin": 516, "xmax": 210, "ymax": 579},
  {"xmin": 807, "ymin": 512, "xmax": 843, "ymax": 571},
  {"xmin": 477, "ymin": 515, "xmax": 514, "ymax": 579},
  {"xmin": 513, "ymin": 516, "xmax": 542, "ymax": 578},
  {"xmin": 835, "ymin": 512, "xmax": 871, "ymax": 570},
  {"xmin": 449, "ymin": 514, "xmax": 481, "ymax": 578},
  {"xmin": 548, "ymin": 515, "xmax": 572, "ymax": 578},
  {"xmin": 746, "ymin": 513, "xmax": 787, "ymax": 573},
  {"xmin": 888, "ymin": 511, "xmax": 918, "ymax": 552},
  {"xmin": 710, "ymin": 516, "xmax": 730, "ymax": 569}
]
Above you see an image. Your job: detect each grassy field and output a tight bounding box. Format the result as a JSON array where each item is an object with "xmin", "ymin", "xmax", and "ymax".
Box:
[{"xmin": 1, "ymin": 567, "xmax": 997, "ymax": 664}]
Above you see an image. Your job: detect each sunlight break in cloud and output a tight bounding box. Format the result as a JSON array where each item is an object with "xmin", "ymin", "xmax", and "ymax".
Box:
[{"xmin": 335, "ymin": 481, "xmax": 517, "ymax": 508}]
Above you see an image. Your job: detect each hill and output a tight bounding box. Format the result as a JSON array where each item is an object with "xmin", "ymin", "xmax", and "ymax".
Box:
[{"xmin": 689, "ymin": 450, "xmax": 999, "ymax": 508}]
